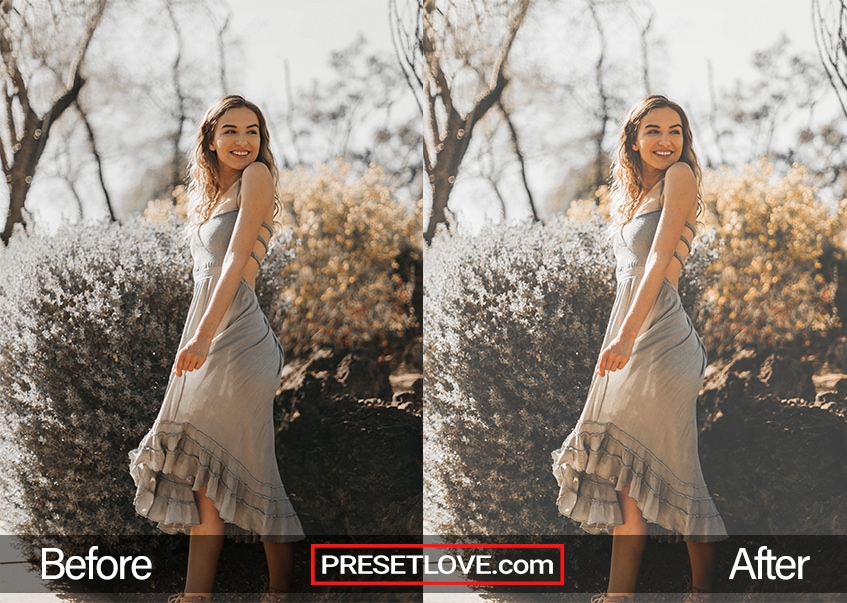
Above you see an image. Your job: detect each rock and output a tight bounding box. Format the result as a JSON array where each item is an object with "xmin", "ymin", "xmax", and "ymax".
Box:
[
  {"xmin": 274, "ymin": 348, "xmax": 421, "ymax": 536},
  {"xmin": 699, "ymin": 349, "xmax": 815, "ymax": 419},
  {"xmin": 697, "ymin": 349, "xmax": 847, "ymax": 534},
  {"xmin": 331, "ymin": 351, "xmax": 393, "ymax": 401}
]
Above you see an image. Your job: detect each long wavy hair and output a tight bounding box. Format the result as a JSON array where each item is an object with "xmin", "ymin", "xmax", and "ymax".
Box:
[
  {"xmin": 185, "ymin": 95, "xmax": 280, "ymax": 227},
  {"xmin": 609, "ymin": 94, "xmax": 703, "ymax": 226}
]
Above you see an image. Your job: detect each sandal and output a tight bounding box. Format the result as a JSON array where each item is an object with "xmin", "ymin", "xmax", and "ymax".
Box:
[
  {"xmin": 167, "ymin": 595, "xmax": 211, "ymax": 603},
  {"xmin": 591, "ymin": 595, "xmax": 634, "ymax": 603},
  {"xmin": 682, "ymin": 577, "xmax": 712, "ymax": 601},
  {"xmin": 260, "ymin": 575, "xmax": 289, "ymax": 602}
]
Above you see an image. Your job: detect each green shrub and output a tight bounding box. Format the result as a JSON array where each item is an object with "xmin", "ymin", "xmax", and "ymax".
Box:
[{"xmin": 424, "ymin": 215, "xmax": 711, "ymax": 536}]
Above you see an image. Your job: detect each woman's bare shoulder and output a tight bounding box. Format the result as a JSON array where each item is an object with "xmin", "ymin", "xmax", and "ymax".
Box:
[
  {"xmin": 242, "ymin": 161, "xmax": 272, "ymax": 184},
  {"xmin": 665, "ymin": 161, "xmax": 695, "ymax": 185}
]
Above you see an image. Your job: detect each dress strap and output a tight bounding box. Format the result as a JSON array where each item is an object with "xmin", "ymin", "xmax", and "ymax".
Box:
[
  {"xmin": 250, "ymin": 222, "xmax": 275, "ymax": 267},
  {"xmin": 234, "ymin": 179, "xmax": 243, "ymax": 208},
  {"xmin": 678, "ymin": 234, "xmax": 692, "ymax": 254},
  {"xmin": 674, "ymin": 223, "xmax": 697, "ymax": 267}
]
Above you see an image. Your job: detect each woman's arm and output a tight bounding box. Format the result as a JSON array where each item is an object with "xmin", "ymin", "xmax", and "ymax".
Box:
[
  {"xmin": 173, "ymin": 162, "xmax": 274, "ymax": 376},
  {"xmin": 596, "ymin": 161, "xmax": 697, "ymax": 377}
]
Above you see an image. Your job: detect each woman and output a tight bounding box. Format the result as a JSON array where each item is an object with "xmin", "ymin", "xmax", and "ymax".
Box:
[
  {"xmin": 129, "ymin": 95, "xmax": 304, "ymax": 603},
  {"xmin": 551, "ymin": 95, "xmax": 726, "ymax": 602}
]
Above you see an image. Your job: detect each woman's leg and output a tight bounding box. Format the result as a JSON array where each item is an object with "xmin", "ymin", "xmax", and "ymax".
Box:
[
  {"xmin": 184, "ymin": 487, "xmax": 226, "ymax": 599},
  {"xmin": 263, "ymin": 541, "xmax": 294, "ymax": 593},
  {"xmin": 686, "ymin": 541, "xmax": 716, "ymax": 594},
  {"xmin": 606, "ymin": 487, "xmax": 648, "ymax": 600}
]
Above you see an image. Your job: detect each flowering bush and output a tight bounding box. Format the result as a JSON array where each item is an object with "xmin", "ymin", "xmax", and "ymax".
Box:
[
  {"xmin": 699, "ymin": 161, "xmax": 847, "ymax": 357},
  {"xmin": 276, "ymin": 161, "xmax": 421, "ymax": 354}
]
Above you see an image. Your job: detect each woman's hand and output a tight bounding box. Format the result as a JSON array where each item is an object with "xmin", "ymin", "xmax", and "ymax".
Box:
[
  {"xmin": 173, "ymin": 334, "xmax": 212, "ymax": 376},
  {"xmin": 596, "ymin": 334, "xmax": 635, "ymax": 376}
]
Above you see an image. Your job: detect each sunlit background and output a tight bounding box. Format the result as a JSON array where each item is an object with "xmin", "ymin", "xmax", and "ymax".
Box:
[
  {"xmin": 2, "ymin": 0, "xmax": 419, "ymax": 236},
  {"xmin": 427, "ymin": 0, "xmax": 845, "ymax": 234}
]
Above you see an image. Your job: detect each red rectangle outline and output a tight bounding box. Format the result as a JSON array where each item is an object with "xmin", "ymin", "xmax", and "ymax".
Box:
[{"xmin": 310, "ymin": 543, "xmax": 565, "ymax": 586}]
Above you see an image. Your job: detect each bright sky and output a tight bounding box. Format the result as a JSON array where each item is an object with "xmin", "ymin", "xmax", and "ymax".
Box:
[
  {"xmin": 650, "ymin": 0, "xmax": 821, "ymax": 107},
  {"xmin": 222, "ymin": 0, "xmax": 395, "ymax": 104}
]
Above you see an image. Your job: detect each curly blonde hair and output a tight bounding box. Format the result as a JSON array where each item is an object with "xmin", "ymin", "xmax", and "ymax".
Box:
[
  {"xmin": 609, "ymin": 94, "xmax": 703, "ymax": 225},
  {"xmin": 186, "ymin": 95, "xmax": 280, "ymax": 226}
]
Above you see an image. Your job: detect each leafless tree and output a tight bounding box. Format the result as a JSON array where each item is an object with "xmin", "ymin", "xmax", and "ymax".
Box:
[
  {"xmin": 0, "ymin": 0, "xmax": 107, "ymax": 244},
  {"xmin": 422, "ymin": 0, "xmax": 531, "ymax": 243},
  {"xmin": 74, "ymin": 98, "xmax": 115, "ymax": 222},
  {"xmin": 390, "ymin": 0, "xmax": 423, "ymax": 116},
  {"xmin": 813, "ymin": 0, "xmax": 847, "ymax": 121}
]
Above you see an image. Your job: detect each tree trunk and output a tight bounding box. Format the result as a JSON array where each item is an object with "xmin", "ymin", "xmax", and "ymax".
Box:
[{"xmin": 422, "ymin": 0, "xmax": 530, "ymax": 243}]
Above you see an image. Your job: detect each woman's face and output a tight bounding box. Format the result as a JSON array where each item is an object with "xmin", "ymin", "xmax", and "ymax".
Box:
[
  {"xmin": 209, "ymin": 106, "xmax": 262, "ymax": 176},
  {"xmin": 631, "ymin": 106, "xmax": 684, "ymax": 176}
]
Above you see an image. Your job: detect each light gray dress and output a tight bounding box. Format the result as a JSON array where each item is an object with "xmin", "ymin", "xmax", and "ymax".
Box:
[
  {"xmin": 551, "ymin": 202, "xmax": 726, "ymax": 541},
  {"xmin": 129, "ymin": 202, "xmax": 304, "ymax": 542}
]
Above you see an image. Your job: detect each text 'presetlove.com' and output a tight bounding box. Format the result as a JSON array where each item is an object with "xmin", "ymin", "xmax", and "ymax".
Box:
[{"xmin": 311, "ymin": 543, "xmax": 565, "ymax": 586}]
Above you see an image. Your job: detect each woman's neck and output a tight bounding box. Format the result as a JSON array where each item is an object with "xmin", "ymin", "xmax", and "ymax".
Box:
[
  {"xmin": 641, "ymin": 171, "xmax": 665, "ymax": 198},
  {"xmin": 218, "ymin": 167, "xmax": 242, "ymax": 196}
]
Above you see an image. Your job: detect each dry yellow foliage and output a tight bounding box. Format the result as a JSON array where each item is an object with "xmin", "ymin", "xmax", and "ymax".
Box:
[
  {"xmin": 700, "ymin": 160, "xmax": 847, "ymax": 355},
  {"xmin": 278, "ymin": 161, "xmax": 420, "ymax": 353},
  {"xmin": 142, "ymin": 185, "xmax": 189, "ymax": 223}
]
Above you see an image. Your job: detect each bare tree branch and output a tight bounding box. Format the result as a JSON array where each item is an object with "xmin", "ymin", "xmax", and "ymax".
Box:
[
  {"xmin": 423, "ymin": 0, "xmax": 531, "ymax": 243},
  {"xmin": 1, "ymin": 0, "xmax": 107, "ymax": 244},
  {"xmin": 390, "ymin": 0, "xmax": 423, "ymax": 115},
  {"xmin": 164, "ymin": 0, "xmax": 188, "ymax": 189},
  {"xmin": 813, "ymin": 0, "xmax": 847, "ymax": 121},
  {"xmin": 282, "ymin": 59, "xmax": 303, "ymax": 166},
  {"xmin": 706, "ymin": 60, "xmax": 727, "ymax": 167},
  {"xmin": 497, "ymin": 97, "xmax": 538, "ymax": 222},
  {"xmin": 625, "ymin": 1, "xmax": 654, "ymax": 94},
  {"xmin": 74, "ymin": 98, "xmax": 115, "ymax": 222},
  {"xmin": 586, "ymin": 0, "xmax": 611, "ymax": 194}
]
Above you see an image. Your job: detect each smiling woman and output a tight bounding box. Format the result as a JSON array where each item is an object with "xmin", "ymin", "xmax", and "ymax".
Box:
[
  {"xmin": 128, "ymin": 95, "xmax": 303, "ymax": 603},
  {"xmin": 551, "ymin": 95, "xmax": 725, "ymax": 603}
]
